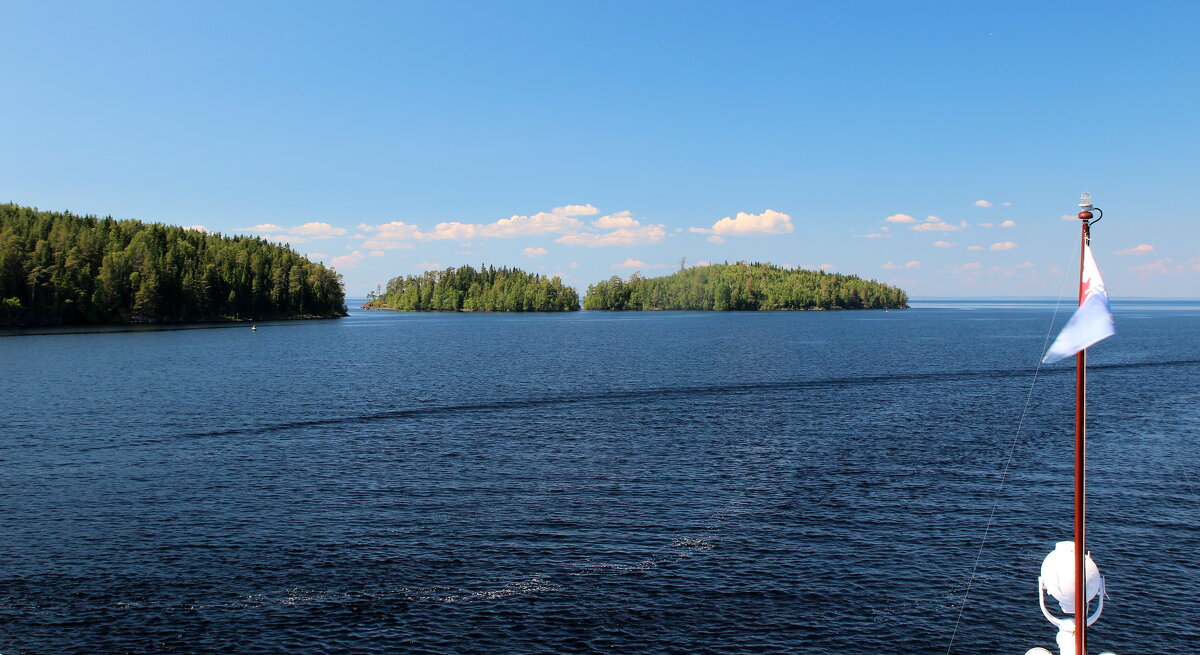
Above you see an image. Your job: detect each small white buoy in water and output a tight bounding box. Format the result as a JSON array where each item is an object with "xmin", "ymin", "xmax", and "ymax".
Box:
[{"xmin": 251, "ymin": 325, "xmax": 257, "ymax": 331}]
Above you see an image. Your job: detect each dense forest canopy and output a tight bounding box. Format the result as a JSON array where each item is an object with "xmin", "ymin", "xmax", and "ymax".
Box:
[
  {"xmin": 364, "ymin": 265, "xmax": 580, "ymax": 312},
  {"xmin": 0, "ymin": 204, "xmax": 346, "ymax": 326},
  {"xmin": 583, "ymin": 262, "xmax": 908, "ymax": 310}
]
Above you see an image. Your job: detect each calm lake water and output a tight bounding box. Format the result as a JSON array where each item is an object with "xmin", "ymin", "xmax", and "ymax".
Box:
[{"xmin": 2, "ymin": 300, "xmax": 1198, "ymax": 654}]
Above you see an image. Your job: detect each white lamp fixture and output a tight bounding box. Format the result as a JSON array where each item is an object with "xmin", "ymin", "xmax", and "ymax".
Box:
[
  {"xmin": 1041, "ymin": 541, "xmax": 1102, "ymax": 613},
  {"xmin": 1079, "ymin": 192, "xmax": 1094, "ymax": 211},
  {"xmin": 1026, "ymin": 541, "xmax": 1115, "ymax": 655}
]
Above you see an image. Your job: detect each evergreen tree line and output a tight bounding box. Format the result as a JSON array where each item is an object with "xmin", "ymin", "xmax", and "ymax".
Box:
[
  {"xmin": 364, "ymin": 265, "xmax": 581, "ymax": 312},
  {"xmin": 0, "ymin": 204, "xmax": 347, "ymax": 326},
  {"xmin": 583, "ymin": 262, "xmax": 908, "ymax": 310}
]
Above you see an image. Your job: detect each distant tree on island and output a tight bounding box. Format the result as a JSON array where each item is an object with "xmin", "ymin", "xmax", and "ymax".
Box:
[
  {"xmin": 364, "ymin": 265, "xmax": 581, "ymax": 312},
  {"xmin": 583, "ymin": 262, "xmax": 908, "ymax": 310},
  {"xmin": 0, "ymin": 203, "xmax": 347, "ymax": 326}
]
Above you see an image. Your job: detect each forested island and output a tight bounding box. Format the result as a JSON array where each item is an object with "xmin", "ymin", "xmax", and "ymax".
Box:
[
  {"xmin": 363, "ymin": 265, "xmax": 580, "ymax": 312},
  {"xmin": 0, "ymin": 204, "xmax": 346, "ymax": 326},
  {"xmin": 583, "ymin": 262, "xmax": 908, "ymax": 310}
]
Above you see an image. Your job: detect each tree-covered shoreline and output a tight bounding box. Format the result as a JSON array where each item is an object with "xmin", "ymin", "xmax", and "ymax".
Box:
[
  {"xmin": 363, "ymin": 265, "xmax": 580, "ymax": 312},
  {"xmin": 583, "ymin": 262, "xmax": 908, "ymax": 311},
  {"xmin": 0, "ymin": 204, "xmax": 347, "ymax": 326}
]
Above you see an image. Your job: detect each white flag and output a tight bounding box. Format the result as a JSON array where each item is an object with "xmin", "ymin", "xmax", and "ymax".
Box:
[{"xmin": 1042, "ymin": 244, "xmax": 1115, "ymax": 364}]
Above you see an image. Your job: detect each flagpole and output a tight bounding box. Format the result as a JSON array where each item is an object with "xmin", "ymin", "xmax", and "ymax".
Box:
[
  {"xmin": 1075, "ymin": 203, "xmax": 1093, "ymax": 655},
  {"xmin": 1031, "ymin": 193, "xmax": 1112, "ymax": 655}
]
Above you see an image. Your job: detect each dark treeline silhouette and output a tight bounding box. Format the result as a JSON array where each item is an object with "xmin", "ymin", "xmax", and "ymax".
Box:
[
  {"xmin": 364, "ymin": 265, "xmax": 580, "ymax": 312},
  {"xmin": 0, "ymin": 204, "xmax": 346, "ymax": 326},
  {"xmin": 583, "ymin": 262, "xmax": 908, "ymax": 310}
]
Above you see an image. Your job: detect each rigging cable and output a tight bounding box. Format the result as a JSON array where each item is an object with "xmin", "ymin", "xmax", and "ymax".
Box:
[{"xmin": 944, "ymin": 263, "xmax": 1075, "ymax": 654}]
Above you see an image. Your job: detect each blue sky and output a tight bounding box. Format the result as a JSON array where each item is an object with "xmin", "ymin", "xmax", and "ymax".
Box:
[{"xmin": 3, "ymin": 1, "xmax": 1197, "ymax": 297}]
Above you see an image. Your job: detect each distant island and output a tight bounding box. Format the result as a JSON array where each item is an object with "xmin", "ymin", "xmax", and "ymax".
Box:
[
  {"xmin": 363, "ymin": 265, "xmax": 581, "ymax": 312},
  {"xmin": 584, "ymin": 262, "xmax": 908, "ymax": 310},
  {"xmin": 0, "ymin": 204, "xmax": 347, "ymax": 326}
]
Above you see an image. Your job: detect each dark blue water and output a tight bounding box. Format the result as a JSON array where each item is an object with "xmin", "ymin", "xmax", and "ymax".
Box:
[{"xmin": 2, "ymin": 301, "xmax": 1198, "ymax": 654}]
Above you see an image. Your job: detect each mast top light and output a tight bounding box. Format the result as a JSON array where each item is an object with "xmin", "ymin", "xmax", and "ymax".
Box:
[{"xmin": 1079, "ymin": 192, "xmax": 1094, "ymax": 211}]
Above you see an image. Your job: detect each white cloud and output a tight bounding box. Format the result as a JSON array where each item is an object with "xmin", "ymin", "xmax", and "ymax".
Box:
[
  {"xmin": 857, "ymin": 232, "xmax": 888, "ymax": 238},
  {"xmin": 569, "ymin": 261, "xmax": 580, "ymax": 269},
  {"xmin": 421, "ymin": 221, "xmax": 472, "ymax": 240},
  {"xmin": 912, "ymin": 216, "xmax": 962, "ymax": 232},
  {"xmin": 978, "ymin": 222, "xmax": 995, "ymax": 228},
  {"xmin": 260, "ymin": 234, "xmax": 307, "ymax": 243},
  {"xmin": 182, "ymin": 225, "xmax": 209, "ymax": 233},
  {"xmin": 688, "ymin": 226, "xmax": 711, "ymax": 234},
  {"xmin": 880, "ymin": 226, "xmax": 891, "ymax": 232},
  {"xmin": 974, "ymin": 200, "xmax": 994, "ymax": 207},
  {"xmin": 292, "ymin": 222, "xmax": 348, "ymax": 237},
  {"xmin": 933, "ymin": 240, "xmax": 957, "ymax": 248},
  {"xmin": 417, "ymin": 261, "xmax": 442, "ymax": 270},
  {"xmin": 591, "ymin": 211, "xmax": 638, "ymax": 229},
  {"xmin": 522, "ymin": 247, "xmax": 548, "ymax": 257},
  {"xmin": 905, "ymin": 260, "xmax": 922, "ymax": 269},
  {"xmin": 707, "ymin": 235, "xmax": 726, "ymax": 244},
  {"xmin": 614, "ymin": 258, "xmax": 648, "ymax": 269},
  {"xmin": 882, "ymin": 261, "xmax": 900, "ymax": 270},
  {"xmin": 939, "ymin": 260, "xmax": 1048, "ymax": 283},
  {"xmin": 368, "ymin": 250, "xmax": 385, "ymax": 257},
  {"xmin": 306, "ymin": 252, "xmax": 329, "ymax": 260},
  {"xmin": 987, "ymin": 262, "xmax": 1040, "ymax": 278},
  {"xmin": 990, "ymin": 241, "xmax": 1017, "ymax": 251},
  {"xmin": 1114, "ymin": 244, "xmax": 1155, "ymax": 255},
  {"xmin": 820, "ymin": 264, "xmax": 834, "ymax": 271},
  {"xmin": 556, "ymin": 222, "xmax": 667, "ymax": 247},
  {"xmin": 362, "ymin": 239, "xmax": 415, "ymax": 250},
  {"xmin": 553, "ymin": 204, "xmax": 600, "ymax": 217},
  {"xmin": 363, "ymin": 208, "xmax": 634, "ymax": 250},
  {"xmin": 1130, "ymin": 258, "xmax": 1181, "ymax": 276},
  {"xmin": 1002, "ymin": 202, "xmax": 1012, "ymax": 207},
  {"xmin": 948, "ymin": 262, "xmax": 983, "ymax": 274},
  {"xmin": 967, "ymin": 245, "xmax": 983, "ymax": 250},
  {"xmin": 242, "ymin": 221, "xmax": 347, "ymax": 242},
  {"xmin": 707, "ymin": 209, "xmax": 794, "ymax": 236},
  {"xmin": 357, "ymin": 206, "xmax": 588, "ymax": 246},
  {"xmin": 1000, "ymin": 220, "xmax": 1016, "ymax": 228},
  {"xmin": 436, "ymin": 211, "xmax": 585, "ymax": 239},
  {"xmin": 330, "ymin": 250, "xmax": 365, "ymax": 269},
  {"xmin": 1061, "ymin": 214, "xmax": 1079, "ymax": 221},
  {"xmin": 885, "ymin": 213, "xmax": 917, "ymax": 223}
]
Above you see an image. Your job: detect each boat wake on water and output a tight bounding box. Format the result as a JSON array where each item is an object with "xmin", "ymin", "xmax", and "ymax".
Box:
[{"xmin": 166, "ymin": 359, "xmax": 1200, "ymax": 442}]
